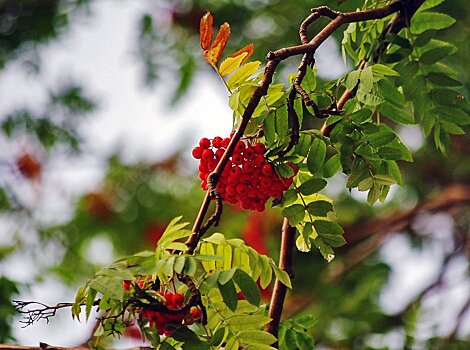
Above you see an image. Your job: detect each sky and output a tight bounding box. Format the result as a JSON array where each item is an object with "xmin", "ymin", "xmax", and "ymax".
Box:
[{"xmin": 1, "ymin": 0, "xmax": 469, "ymax": 347}]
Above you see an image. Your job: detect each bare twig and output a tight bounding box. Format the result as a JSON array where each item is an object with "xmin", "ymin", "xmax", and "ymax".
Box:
[{"xmin": 13, "ymin": 301, "xmax": 75, "ymax": 328}]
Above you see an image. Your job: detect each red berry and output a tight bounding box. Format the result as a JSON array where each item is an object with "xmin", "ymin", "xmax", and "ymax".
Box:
[
  {"xmin": 230, "ymin": 166, "xmax": 242, "ymax": 177},
  {"xmin": 123, "ymin": 280, "xmax": 131, "ymax": 291},
  {"xmin": 236, "ymin": 183, "xmax": 249, "ymax": 195},
  {"xmin": 199, "ymin": 137, "xmax": 211, "ymax": 149},
  {"xmin": 261, "ymin": 163, "xmax": 273, "ymax": 176},
  {"xmin": 226, "ymin": 185, "xmax": 237, "ymax": 196},
  {"xmin": 202, "ymin": 149, "xmax": 214, "ymax": 162},
  {"xmin": 212, "ymin": 136, "xmax": 223, "ymax": 148},
  {"xmin": 221, "ymin": 138, "xmax": 230, "ymax": 148},
  {"xmin": 243, "ymin": 146, "xmax": 255, "ymax": 159},
  {"xmin": 192, "ymin": 146, "xmax": 203, "ymax": 159},
  {"xmin": 254, "ymin": 154, "xmax": 265, "ymax": 167},
  {"xmin": 243, "ymin": 161, "xmax": 255, "ymax": 173},
  {"xmin": 232, "ymin": 153, "xmax": 243, "ymax": 165},
  {"xmin": 235, "ymin": 141, "xmax": 245, "ymax": 153},
  {"xmin": 215, "ymin": 148, "xmax": 225, "ymax": 159},
  {"xmin": 172, "ymin": 293, "xmax": 184, "ymax": 307},
  {"xmin": 253, "ymin": 143, "xmax": 265, "ymax": 154}
]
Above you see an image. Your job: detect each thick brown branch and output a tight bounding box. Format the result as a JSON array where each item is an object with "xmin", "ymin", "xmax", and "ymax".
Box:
[{"xmin": 266, "ymin": 219, "xmax": 296, "ymax": 341}]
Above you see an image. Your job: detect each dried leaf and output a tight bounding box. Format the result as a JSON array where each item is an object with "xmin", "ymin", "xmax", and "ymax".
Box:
[
  {"xmin": 199, "ymin": 12, "xmax": 213, "ymax": 51},
  {"xmin": 205, "ymin": 22, "xmax": 230, "ymax": 66},
  {"xmin": 219, "ymin": 52, "xmax": 248, "ymax": 77},
  {"xmin": 229, "ymin": 43, "xmax": 254, "ymax": 65}
]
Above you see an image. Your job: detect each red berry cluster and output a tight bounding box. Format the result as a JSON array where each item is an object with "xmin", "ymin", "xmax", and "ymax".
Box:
[
  {"xmin": 192, "ymin": 136, "xmax": 296, "ymax": 211},
  {"xmin": 123, "ymin": 279, "xmax": 201, "ymax": 336}
]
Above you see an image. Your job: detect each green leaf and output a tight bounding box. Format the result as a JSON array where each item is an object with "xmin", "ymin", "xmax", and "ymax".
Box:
[
  {"xmin": 373, "ymin": 174, "xmax": 397, "ymax": 186},
  {"xmin": 292, "ymin": 315, "xmax": 317, "ymax": 329},
  {"xmin": 224, "ymin": 337, "xmax": 240, "ymax": 350},
  {"xmin": 359, "ymin": 66, "xmax": 374, "ymax": 93},
  {"xmin": 371, "ymin": 64, "xmax": 399, "ymax": 77},
  {"xmin": 296, "ymin": 235, "xmax": 311, "ymax": 253},
  {"xmin": 281, "ymin": 189, "xmax": 298, "ymax": 206},
  {"xmin": 417, "ymin": 0, "xmax": 445, "ymax": 12},
  {"xmin": 301, "ymin": 66, "xmax": 316, "ymax": 92},
  {"xmin": 367, "ymin": 184, "xmax": 381, "ymax": 205},
  {"xmin": 227, "ymin": 61, "xmax": 261, "ymax": 89},
  {"xmin": 386, "ymin": 160, "xmax": 403, "ymax": 186},
  {"xmin": 313, "ymin": 220, "xmax": 344, "ymax": 235},
  {"xmin": 411, "ymin": 12, "xmax": 455, "ymax": 34},
  {"xmin": 237, "ymin": 330, "xmax": 277, "ymax": 345},
  {"xmin": 323, "ymin": 154, "xmax": 341, "ymax": 178},
  {"xmin": 366, "ymin": 128, "xmax": 396, "ymax": 147},
  {"xmin": 272, "ymin": 265, "xmax": 292, "ymax": 289},
  {"xmin": 228, "ymin": 314, "xmax": 272, "ymax": 332},
  {"xmin": 218, "ymin": 279, "xmax": 238, "ymax": 311},
  {"xmin": 441, "ymin": 121, "xmax": 465, "ymax": 135},
  {"xmin": 378, "ymin": 146, "xmax": 406, "ymax": 160},
  {"xmin": 414, "ymin": 30, "xmax": 436, "ymax": 47},
  {"xmin": 173, "ymin": 256, "xmax": 186, "ymax": 274},
  {"xmin": 282, "ymin": 204, "xmax": 305, "ymax": 226},
  {"xmin": 358, "ymin": 177, "xmax": 374, "ymax": 191},
  {"xmin": 420, "ymin": 46, "xmax": 454, "ymax": 65},
  {"xmin": 275, "ymin": 163, "xmax": 294, "ymax": 179},
  {"xmin": 295, "ymin": 134, "xmax": 312, "ymax": 156},
  {"xmin": 218, "ymin": 268, "xmax": 237, "ymax": 285},
  {"xmin": 307, "ymin": 138, "xmax": 326, "ymax": 174},
  {"xmin": 356, "ymin": 89, "xmax": 384, "ymax": 106},
  {"xmin": 426, "ymin": 72, "xmax": 462, "ymax": 87},
  {"xmin": 259, "ymin": 256, "xmax": 273, "ymax": 289},
  {"xmin": 275, "ymin": 107, "xmax": 289, "ymax": 139},
  {"xmin": 345, "ymin": 70, "xmax": 360, "ymax": 90},
  {"xmin": 172, "ymin": 327, "xmax": 210, "ymax": 350},
  {"xmin": 233, "ymin": 269, "xmax": 261, "ymax": 306},
  {"xmin": 263, "ymin": 113, "xmax": 276, "ymax": 144},
  {"xmin": 313, "ymin": 237, "xmax": 335, "ymax": 262},
  {"xmin": 158, "ymin": 216, "xmax": 190, "ymax": 247},
  {"xmin": 184, "ymin": 257, "xmax": 197, "ymax": 276},
  {"xmin": 378, "ymin": 102, "xmax": 414, "ymax": 125},
  {"xmin": 307, "ymin": 200, "xmax": 333, "ymax": 216},
  {"xmin": 350, "ymin": 109, "xmax": 372, "ymax": 125},
  {"xmin": 210, "ymin": 327, "xmax": 227, "ymax": 347},
  {"xmin": 321, "ymin": 234, "xmax": 346, "ymax": 247},
  {"xmin": 298, "ymin": 178, "xmax": 327, "ymax": 195}
]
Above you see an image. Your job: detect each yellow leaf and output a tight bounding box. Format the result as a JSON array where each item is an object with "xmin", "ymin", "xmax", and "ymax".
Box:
[
  {"xmin": 227, "ymin": 61, "xmax": 261, "ymax": 89},
  {"xmin": 204, "ymin": 22, "xmax": 230, "ymax": 66},
  {"xmin": 219, "ymin": 52, "xmax": 248, "ymax": 76},
  {"xmin": 229, "ymin": 43, "xmax": 254, "ymax": 65},
  {"xmin": 199, "ymin": 12, "xmax": 213, "ymax": 51}
]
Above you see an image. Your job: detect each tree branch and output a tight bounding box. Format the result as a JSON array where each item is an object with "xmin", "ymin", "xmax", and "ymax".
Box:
[{"xmin": 266, "ymin": 220, "xmax": 296, "ymax": 342}]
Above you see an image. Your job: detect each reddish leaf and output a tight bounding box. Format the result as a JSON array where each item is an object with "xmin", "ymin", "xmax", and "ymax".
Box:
[
  {"xmin": 230, "ymin": 43, "xmax": 254, "ymax": 65},
  {"xmin": 204, "ymin": 22, "xmax": 230, "ymax": 66},
  {"xmin": 199, "ymin": 12, "xmax": 213, "ymax": 51}
]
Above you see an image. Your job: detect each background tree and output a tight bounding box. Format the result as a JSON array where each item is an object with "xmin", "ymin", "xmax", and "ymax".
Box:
[{"xmin": 1, "ymin": 0, "xmax": 470, "ymax": 349}]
